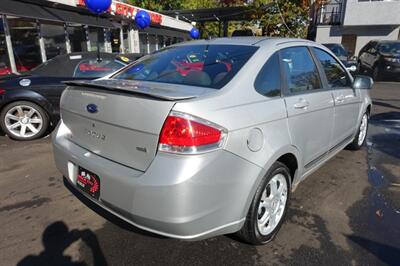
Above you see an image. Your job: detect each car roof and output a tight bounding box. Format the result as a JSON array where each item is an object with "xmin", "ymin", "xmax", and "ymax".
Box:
[{"xmin": 175, "ymin": 37, "xmax": 315, "ymax": 48}]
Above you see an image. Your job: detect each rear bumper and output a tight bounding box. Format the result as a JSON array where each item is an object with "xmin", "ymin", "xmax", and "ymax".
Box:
[{"xmin": 52, "ymin": 122, "xmax": 262, "ymax": 240}]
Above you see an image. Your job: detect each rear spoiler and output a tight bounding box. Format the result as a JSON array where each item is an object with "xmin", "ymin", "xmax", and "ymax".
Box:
[{"xmin": 63, "ymin": 80, "xmax": 198, "ymax": 101}]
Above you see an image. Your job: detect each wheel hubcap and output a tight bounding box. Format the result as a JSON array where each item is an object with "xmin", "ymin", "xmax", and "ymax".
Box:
[
  {"xmin": 358, "ymin": 114, "xmax": 368, "ymax": 146},
  {"xmin": 257, "ymin": 173, "xmax": 288, "ymax": 236},
  {"xmin": 4, "ymin": 105, "xmax": 43, "ymax": 138}
]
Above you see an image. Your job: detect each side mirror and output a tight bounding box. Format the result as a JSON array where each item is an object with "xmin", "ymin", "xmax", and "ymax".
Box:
[
  {"xmin": 353, "ymin": 75, "xmax": 373, "ymax": 90},
  {"xmin": 346, "ymin": 65, "xmax": 357, "ymax": 72}
]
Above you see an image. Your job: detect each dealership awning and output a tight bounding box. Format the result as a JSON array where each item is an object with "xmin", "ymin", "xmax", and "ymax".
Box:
[
  {"xmin": 0, "ymin": 0, "xmax": 114, "ymax": 28},
  {"xmin": 161, "ymin": 5, "xmax": 273, "ymax": 22}
]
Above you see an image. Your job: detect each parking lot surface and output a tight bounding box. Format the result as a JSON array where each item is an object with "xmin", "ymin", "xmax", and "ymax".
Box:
[{"xmin": 0, "ymin": 82, "xmax": 399, "ymax": 266}]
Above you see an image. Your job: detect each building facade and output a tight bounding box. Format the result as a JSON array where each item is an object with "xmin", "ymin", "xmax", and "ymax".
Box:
[
  {"xmin": 0, "ymin": 0, "xmax": 193, "ymax": 74},
  {"xmin": 311, "ymin": 0, "xmax": 400, "ymax": 56}
]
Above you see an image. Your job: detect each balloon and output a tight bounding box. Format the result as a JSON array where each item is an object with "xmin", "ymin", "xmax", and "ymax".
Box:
[
  {"xmin": 135, "ymin": 10, "xmax": 151, "ymax": 29},
  {"xmin": 84, "ymin": 0, "xmax": 112, "ymax": 14},
  {"xmin": 190, "ymin": 28, "xmax": 200, "ymax": 39}
]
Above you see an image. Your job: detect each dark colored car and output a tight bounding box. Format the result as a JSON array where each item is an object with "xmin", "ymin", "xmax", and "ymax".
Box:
[
  {"xmin": 323, "ymin": 43, "xmax": 357, "ymax": 71},
  {"xmin": 231, "ymin": 29, "xmax": 254, "ymax": 37},
  {"xmin": 0, "ymin": 52, "xmax": 133, "ymax": 140},
  {"xmin": 358, "ymin": 40, "xmax": 400, "ymax": 81}
]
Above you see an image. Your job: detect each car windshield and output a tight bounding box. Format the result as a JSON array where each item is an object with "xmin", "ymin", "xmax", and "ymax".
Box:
[
  {"xmin": 324, "ymin": 44, "xmax": 347, "ymax": 57},
  {"xmin": 113, "ymin": 44, "xmax": 258, "ymax": 89},
  {"xmin": 379, "ymin": 42, "xmax": 400, "ymax": 54}
]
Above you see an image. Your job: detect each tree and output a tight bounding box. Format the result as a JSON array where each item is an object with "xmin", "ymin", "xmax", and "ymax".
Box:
[
  {"xmin": 127, "ymin": 0, "xmax": 311, "ymax": 38},
  {"xmin": 251, "ymin": 0, "xmax": 310, "ymax": 38}
]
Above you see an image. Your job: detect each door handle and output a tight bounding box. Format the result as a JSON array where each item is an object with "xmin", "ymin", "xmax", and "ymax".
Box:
[
  {"xmin": 293, "ymin": 99, "xmax": 310, "ymax": 109},
  {"xmin": 335, "ymin": 95, "xmax": 345, "ymax": 103}
]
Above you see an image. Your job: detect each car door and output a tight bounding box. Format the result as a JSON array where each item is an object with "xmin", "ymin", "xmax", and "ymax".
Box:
[
  {"xmin": 281, "ymin": 46, "xmax": 335, "ymax": 169},
  {"xmin": 311, "ymin": 47, "xmax": 361, "ymax": 148},
  {"xmin": 365, "ymin": 41, "xmax": 378, "ymax": 70},
  {"xmin": 358, "ymin": 42, "xmax": 372, "ymax": 69}
]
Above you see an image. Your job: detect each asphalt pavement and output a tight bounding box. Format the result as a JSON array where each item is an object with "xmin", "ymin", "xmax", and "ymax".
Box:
[{"xmin": 0, "ymin": 82, "xmax": 399, "ymax": 266}]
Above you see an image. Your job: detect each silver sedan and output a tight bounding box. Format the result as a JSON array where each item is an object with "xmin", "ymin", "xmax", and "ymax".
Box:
[{"xmin": 53, "ymin": 37, "xmax": 372, "ymax": 244}]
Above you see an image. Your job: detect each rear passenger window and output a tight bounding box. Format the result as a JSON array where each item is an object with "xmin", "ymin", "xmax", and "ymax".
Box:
[
  {"xmin": 312, "ymin": 48, "xmax": 351, "ymax": 88},
  {"xmin": 280, "ymin": 47, "xmax": 321, "ymax": 94},
  {"xmin": 254, "ymin": 53, "xmax": 281, "ymax": 97}
]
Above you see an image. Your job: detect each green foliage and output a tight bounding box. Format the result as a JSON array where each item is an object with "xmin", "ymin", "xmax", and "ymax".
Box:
[
  {"xmin": 254, "ymin": 0, "xmax": 310, "ymax": 38},
  {"xmin": 127, "ymin": 0, "xmax": 310, "ymax": 38}
]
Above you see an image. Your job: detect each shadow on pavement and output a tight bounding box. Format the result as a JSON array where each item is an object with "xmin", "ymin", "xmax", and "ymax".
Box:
[
  {"xmin": 369, "ymin": 111, "xmax": 400, "ymax": 123},
  {"xmin": 347, "ymin": 235, "xmax": 400, "ymax": 266},
  {"xmin": 63, "ymin": 177, "xmax": 261, "ymax": 265},
  {"xmin": 17, "ymin": 221, "xmax": 107, "ymax": 266},
  {"xmin": 369, "ymin": 111, "xmax": 400, "ymax": 159},
  {"xmin": 372, "ymin": 101, "xmax": 400, "ymax": 111}
]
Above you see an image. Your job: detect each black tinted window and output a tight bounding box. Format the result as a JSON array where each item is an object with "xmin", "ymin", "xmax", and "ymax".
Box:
[
  {"xmin": 313, "ymin": 48, "xmax": 351, "ymax": 88},
  {"xmin": 113, "ymin": 45, "xmax": 258, "ymax": 89},
  {"xmin": 280, "ymin": 47, "xmax": 321, "ymax": 93},
  {"xmin": 378, "ymin": 42, "xmax": 400, "ymax": 54},
  {"xmin": 254, "ymin": 53, "xmax": 281, "ymax": 97}
]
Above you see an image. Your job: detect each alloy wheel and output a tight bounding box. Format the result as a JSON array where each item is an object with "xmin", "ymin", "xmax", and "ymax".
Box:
[
  {"xmin": 358, "ymin": 113, "xmax": 368, "ymax": 146},
  {"xmin": 257, "ymin": 173, "xmax": 288, "ymax": 236},
  {"xmin": 4, "ymin": 105, "xmax": 44, "ymax": 138}
]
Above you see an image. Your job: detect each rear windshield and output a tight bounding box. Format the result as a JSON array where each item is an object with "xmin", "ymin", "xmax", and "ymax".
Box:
[
  {"xmin": 73, "ymin": 59, "xmax": 126, "ymax": 78},
  {"xmin": 113, "ymin": 45, "xmax": 258, "ymax": 89}
]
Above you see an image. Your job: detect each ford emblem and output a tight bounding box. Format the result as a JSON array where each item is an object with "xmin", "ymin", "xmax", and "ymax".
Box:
[{"xmin": 86, "ymin": 104, "xmax": 98, "ymax": 114}]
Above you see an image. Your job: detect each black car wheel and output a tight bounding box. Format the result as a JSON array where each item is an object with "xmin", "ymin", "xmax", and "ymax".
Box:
[
  {"xmin": 237, "ymin": 162, "xmax": 290, "ymax": 245},
  {"xmin": 372, "ymin": 66, "xmax": 382, "ymax": 81},
  {"xmin": 357, "ymin": 61, "xmax": 364, "ymax": 73},
  {"xmin": 0, "ymin": 101, "xmax": 49, "ymax": 140}
]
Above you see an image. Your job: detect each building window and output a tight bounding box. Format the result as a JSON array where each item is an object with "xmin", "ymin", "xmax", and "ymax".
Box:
[
  {"xmin": 0, "ymin": 17, "xmax": 11, "ymax": 75},
  {"xmin": 165, "ymin": 36, "xmax": 171, "ymax": 46},
  {"xmin": 122, "ymin": 25, "xmax": 129, "ymax": 54},
  {"xmin": 139, "ymin": 32, "xmax": 147, "ymax": 54},
  {"xmin": 67, "ymin": 25, "xmax": 86, "ymax": 52},
  {"xmin": 157, "ymin": 35, "xmax": 164, "ymax": 49},
  {"xmin": 148, "ymin": 34, "xmax": 156, "ymax": 53},
  {"xmin": 110, "ymin": 28, "xmax": 120, "ymax": 53},
  {"xmin": 7, "ymin": 16, "xmax": 41, "ymax": 71},
  {"xmin": 88, "ymin": 27, "xmax": 105, "ymax": 52},
  {"xmin": 41, "ymin": 23, "xmax": 67, "ymax": 60}
]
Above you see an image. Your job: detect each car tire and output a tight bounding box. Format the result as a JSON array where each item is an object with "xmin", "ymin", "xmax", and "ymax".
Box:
[
  {"xmin": 347, "ymin": 112, "xmax": 369, "ymax": 150},
  {"xmin": 237, "ymin": 162, "xmax": 291, "ymax": 245},
  {"xmin": 357, "ymin": 61, "xmax": 364, "ymax": 74},
  {"xmin": 372, "ymin": 66, "xmax": 382, "ymax": 81},
  {"xmin": 0, "ymin": 101, "xmax": 49, "ymax": 141}
]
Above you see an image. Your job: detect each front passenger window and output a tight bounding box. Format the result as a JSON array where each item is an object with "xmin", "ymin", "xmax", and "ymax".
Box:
[
  {"xmin": 280, "ymin": 47, "xmax": 321, "ymax": 94},
  {"xmin": 254, "ymin": 53, "xmax": 281, "ymax": 97},
  {"xmin": 312, "ymin": 48, "xmax": 351, "ymax": 88}
]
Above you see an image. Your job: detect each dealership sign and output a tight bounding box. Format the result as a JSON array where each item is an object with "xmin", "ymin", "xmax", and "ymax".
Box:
[{"xmin": 77, "ymin": 0, "xmax": 162, "ymax": 25}]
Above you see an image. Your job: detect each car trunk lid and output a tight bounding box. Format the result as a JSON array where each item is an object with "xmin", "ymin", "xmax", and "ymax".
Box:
[{"xmin": 60, "ymin": 79, "xmax": 214, "ymax": 171}]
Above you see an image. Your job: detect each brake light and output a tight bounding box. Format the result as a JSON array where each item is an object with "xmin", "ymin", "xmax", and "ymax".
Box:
[
  {"xmin": 0, "ymin": 89, "xmax": 5, "ymax": 95},
  {"xmin": 159, "ymin": 112, "xmax": 226, "ymax": 154}
]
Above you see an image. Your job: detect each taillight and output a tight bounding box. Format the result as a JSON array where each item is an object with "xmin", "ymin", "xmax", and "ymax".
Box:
[
  {"xmin": 0, "ymin": 89, "xmax": 5, "ymax": 95},
  {"xmin": 159, "ymin": 111, "xmax": 227, "ymax": 154}
]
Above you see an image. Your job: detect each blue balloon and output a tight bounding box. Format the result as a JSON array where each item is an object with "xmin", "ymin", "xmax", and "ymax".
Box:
[
  {"xmin": 135, "ymin": 10, "xmax": 151, "ymax": 29},
  {"xmin": 84, "ymin": 0, "xmax": 112, "ymax": 14},
  {"xmin": 190, "ymin": 28, "xmax": 200, "ymax": 39}
]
